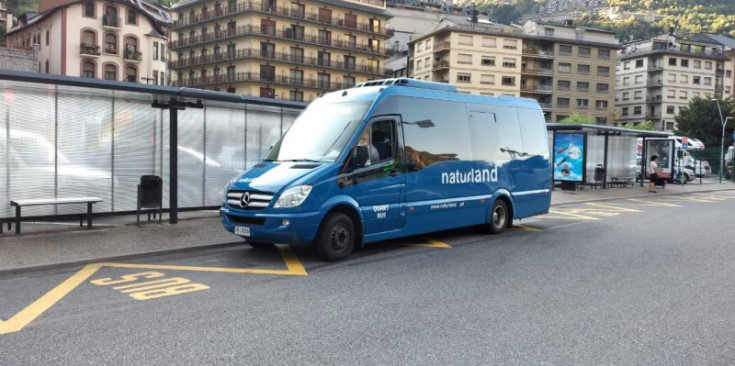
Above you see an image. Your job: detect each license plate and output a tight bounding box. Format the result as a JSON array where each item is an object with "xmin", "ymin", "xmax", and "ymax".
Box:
[{"xmin": 235, "ymin": 226, "xmax": 250, "ymax": 237}]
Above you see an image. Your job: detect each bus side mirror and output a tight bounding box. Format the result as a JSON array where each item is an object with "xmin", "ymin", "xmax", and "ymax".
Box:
[{"xmin": 352, "ymin": 145, "xmax": 369, "ymax": 169}]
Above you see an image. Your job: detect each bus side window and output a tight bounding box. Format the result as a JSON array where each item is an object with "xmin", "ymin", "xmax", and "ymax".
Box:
[{"xmin": 371, "ymin": 120, "xmax": 395, "ymax": 162}]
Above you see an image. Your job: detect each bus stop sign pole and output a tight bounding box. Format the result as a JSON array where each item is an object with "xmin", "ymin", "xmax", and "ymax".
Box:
[{"xmin": 152, "ymin": 98, "xmax": 203, "ymax": 224}]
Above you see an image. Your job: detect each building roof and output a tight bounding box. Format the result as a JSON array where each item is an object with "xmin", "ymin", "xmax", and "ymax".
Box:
[
  {"xmin": 0, "ymin": 69, "xmax": 308, "ymax": 109},
  {"xmin": 530, "ymin": 20, "xmax": 618, "ymax": 35},
  {"xmin": 7, "ymin": 0, "xmax": 171, "ymax": 36},
  {"xmin": 410, "ymin": 18, "xmax": 622, "ymax": 49},
  {"xmin": 547, "ymin": 123, "xmax": 671, "ymax": 138},
  {"xmin": 691, "ymin": 33, "xmax": 735, "ymax": 49},
  {"xmin": 172, "ymin": 0, "xmax": 392, "ymax": 17}
]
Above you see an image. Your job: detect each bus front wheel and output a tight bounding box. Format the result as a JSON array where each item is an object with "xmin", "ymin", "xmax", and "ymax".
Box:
[
  {"xmin": 487, "ymin": 199, "xmax": 509, "ymax": 234},
  {"xmin": 315, "ymin": 212, "xmax": 355, "ymax": 261}
]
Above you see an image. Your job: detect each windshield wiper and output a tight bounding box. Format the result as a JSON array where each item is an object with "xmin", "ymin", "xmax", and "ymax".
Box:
[{"xmin": 283, "ymin": 159, "xmax": 321, "ymax": 162}]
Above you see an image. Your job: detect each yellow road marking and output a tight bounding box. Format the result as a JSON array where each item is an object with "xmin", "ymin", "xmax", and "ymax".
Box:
[
  {"xmin": 513, "ymin": 225, "xmax": 541, "ymax": 232},
  {"xmin": 402, "ymin": 238, "xmax": 452, "ymax": 248},
  {"xmin": 585, "ymin": 203, "xmax": 642, "ymax": 212},
  {"xmin": 548, "ymin": 209, "xmax": 600, "ymax": 220},
  {"xmin": 689, "ymin": 194, "xmax": 732, "ymax": 201},
  {"xmin": 0, "ymin": 263, "xmax": 103, "ymax": 335},
  {"xmin": 628, "ymin": 198, "xmax": 681, "ymax": 207},
  {"xmin": 99, "ymin": 245, "xmax": 307, "ymax": 276},
  {"xmin": 1, "ymin": 239, "xmax": 451, "ymax": 335},
  {"xmin": 0, "ymin": 246, "xmax": 306, "ymax": 335}
]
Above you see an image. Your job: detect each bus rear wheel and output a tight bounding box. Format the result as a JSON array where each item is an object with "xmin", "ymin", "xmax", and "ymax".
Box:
[
  {"xmin": 315, "ymin": 212, "xmax": 355, "ymax": 261},
  {"xmin": 487, "ymin": 199, "xmax": 509, "ymax": 234}
]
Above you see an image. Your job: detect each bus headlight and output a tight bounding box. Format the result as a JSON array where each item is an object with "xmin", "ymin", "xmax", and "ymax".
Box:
[{"xmin": 274, "ymin": 185, "xmax": 312, "ymax": 208}]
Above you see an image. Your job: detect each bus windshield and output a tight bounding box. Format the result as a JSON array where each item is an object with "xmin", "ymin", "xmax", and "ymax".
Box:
[{"xmin": 266, "ymin": 100, "xmax": 371, "ymax": 162}]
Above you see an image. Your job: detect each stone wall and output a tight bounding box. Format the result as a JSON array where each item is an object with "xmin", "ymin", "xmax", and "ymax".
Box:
[{"xmin": 0, "ymin": 44, "xmax": 39, "ymax": 72}]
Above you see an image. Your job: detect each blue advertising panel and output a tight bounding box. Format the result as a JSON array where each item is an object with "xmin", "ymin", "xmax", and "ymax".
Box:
[{"xmin": 553, "ymin": 133, "xmax": 586, "ymax": 182}]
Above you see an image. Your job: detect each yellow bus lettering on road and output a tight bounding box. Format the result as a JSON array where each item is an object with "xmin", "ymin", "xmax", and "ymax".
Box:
[
  {"xmin": 130, "ymin": 284, "xmax": 210, "ymax": 300},
  {"xmin": 90, "ymin": 271, "xmax": 165, "ymax": 286},
  {"xmin": 92, "ymin": 272, "xmax": 209, "ymax": 300}
]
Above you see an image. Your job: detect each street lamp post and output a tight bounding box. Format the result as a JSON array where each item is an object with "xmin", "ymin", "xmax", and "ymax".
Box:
[
  {"xmin": 711, "ymin": 99, "xmax": 731, "ymax": 183},
  {"xmin": 141, "ymin": 76, "xmax": 154, "ymax": 85}
]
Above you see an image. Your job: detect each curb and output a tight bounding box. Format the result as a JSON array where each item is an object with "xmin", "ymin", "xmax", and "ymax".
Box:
[
  {"xmin": 0, "ymin": 241, "xmax": 243, "ymax": 277},
  {"xmin": 550, "ymin": 187, "xmax": 735, "ymax": 207},
  {"xmin": 2, "ymin": 187, "xmax": 734, "ymax": 276}
]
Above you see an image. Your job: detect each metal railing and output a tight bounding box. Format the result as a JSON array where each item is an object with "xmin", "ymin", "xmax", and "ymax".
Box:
[
  {"xmin": 171, "ymin": 72, "xmax": 348, "ymax": 90},
  {"xmin": 170, "ymin": 48, "xmax": 390, "ymax": 76},
  {"xmin": 171, "ymin": 24, "xmax": 394, "ymax": 57},
  {"xmin": 172, "ymin": 0, "xmax": 392, "ymax": 37}
]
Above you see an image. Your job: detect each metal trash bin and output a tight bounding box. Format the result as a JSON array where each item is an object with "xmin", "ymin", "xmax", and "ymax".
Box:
[{"xmin": 137, "ymin": 175, "xmax": 162, "ymax": 223}]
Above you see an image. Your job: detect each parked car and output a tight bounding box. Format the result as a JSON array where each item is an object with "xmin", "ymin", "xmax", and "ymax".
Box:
[{"xmin": 676, "ymin": 150, "xmax": 711, "ymax": 179}]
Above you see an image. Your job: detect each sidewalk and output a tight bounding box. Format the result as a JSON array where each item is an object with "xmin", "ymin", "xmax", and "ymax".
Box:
[{"xmin": 1, "ymin": 182, "xmax": 733, "ymax": 275}]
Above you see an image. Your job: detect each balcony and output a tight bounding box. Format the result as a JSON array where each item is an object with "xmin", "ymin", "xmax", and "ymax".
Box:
[
  {"xmin": 172, "ymin": 1, "xmax": 392, "ymax": 37},
  {"xmin": 433, "ymin": 42, "xmax": 450, "ymax": 53},
  {"xmin": 520, "ymin": 84, "xmax": 553, "ymax": 94},
  {"xmin": 80, "ymin": 44, "xmax": 101, "ymax": 57},
  {"xmin": 538, "ymin": 102, "xmax": 552, "ymax": 110},
  {"xmin": 170, "ymin": 71, "xmax": 350, "ymax": 90},
  {"xmin": 716, "ymin": 69, "xmax": 725, "ymax": 76},
  {"xmin": 171, "ymin": 24, "xmax": 394, "ymax": 57},
  {"xmin": 647, "ymin": 80, "xmax": 663, "ymax": 88},
  {"xmin": 169, "ymin": 48, "xmax": 391, "ymax": 77},
  {"xmin": 432, "ymin": 61, "xmax": 449, "ymax": 71},
  {"xmin": 123, "ymin": 50, "xmax": 142, "ymax": 62},
  {"xmin": 646, "ymin": 95, "xmax": 662, "ymax": 104},
  {"xmin": 648, "ymin": 64, "xmax": 663, "ymax": 71},
  {"xmin": 646, "ymin": 113, "xmax": 662, "ymax": 119},
  {"xmin": 102, "ymin": 16, "xmax": 121, "ymax": 29},
  {"xmin": 522, "ymin": 48, "xmax": 554, "ymax": 58},
  {"xmin": 522, "ymin": 67, "xmax": 553, "ymax": 76}
]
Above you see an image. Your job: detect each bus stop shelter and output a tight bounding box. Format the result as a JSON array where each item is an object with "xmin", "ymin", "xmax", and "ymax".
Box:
[
  {"xmin": 547, "ymin": 123, "xmax": 671, "ymax": 189},
  {"xmin": 0, "ymin": 70, "xmax": 306, "ymax": 224}
]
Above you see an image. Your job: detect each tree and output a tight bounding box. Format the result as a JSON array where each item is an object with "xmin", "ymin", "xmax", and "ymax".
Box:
[
  {"xmin": 560, "ymin": 113, "xmax": 595, "ymax": 124},
  {"xmin": 622, "ymin": 120, "xmax": 656, "ymax": 130},
  {"xmin": 674, "ymin": 96, "xmax": 735, "ymax": 147},
  {"xmin": 491, "ymin": 5, "xmax": 520, "ymax": 25}
]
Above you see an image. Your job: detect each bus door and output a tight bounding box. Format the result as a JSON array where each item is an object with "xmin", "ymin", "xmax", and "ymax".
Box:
[{"xmin": 345, "ymin": 116, "xmax": 406, "ymax": 235}]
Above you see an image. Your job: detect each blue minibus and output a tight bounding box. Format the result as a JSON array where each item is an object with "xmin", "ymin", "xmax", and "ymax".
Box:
[{"xmin": 220, "ymin": 78, "xmax": 551, "ymax": 260}]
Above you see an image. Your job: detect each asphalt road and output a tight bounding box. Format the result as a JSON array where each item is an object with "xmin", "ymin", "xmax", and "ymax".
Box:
[{"xmin": 2, "ymin": 191, "xmax": 735, "ymax": 365}]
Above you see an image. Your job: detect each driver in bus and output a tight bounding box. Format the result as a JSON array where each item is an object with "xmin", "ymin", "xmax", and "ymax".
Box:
[{"xmin": 358, "ymin": 129, "xmax": 380, "ymax": 165}]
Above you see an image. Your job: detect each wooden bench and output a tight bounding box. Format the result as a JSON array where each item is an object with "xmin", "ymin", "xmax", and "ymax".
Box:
[
  {"xmin": 609, "ymin": 177, "xmax": 634, "ymax": 188},
  {"xmin": 9, "ymin": 197, "xmax": 103, "ymax": 235}
]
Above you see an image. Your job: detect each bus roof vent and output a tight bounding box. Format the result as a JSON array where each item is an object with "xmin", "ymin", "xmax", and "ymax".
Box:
[{"xmin": 353, "ymin": 78, "xmax": 458, "ymax": 92}]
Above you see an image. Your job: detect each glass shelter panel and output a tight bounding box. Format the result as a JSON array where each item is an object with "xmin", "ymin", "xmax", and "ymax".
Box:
[
  {"xmin": 0, "ymin": 85, "xmax": 56, "ymax": 218},
  {"xmin": 0, "ymin": 78, "xmax": 306, "ymax": 220},
  {"xmin": 57, "ymin": 93, "xmax": 114, "ymax": 214}
]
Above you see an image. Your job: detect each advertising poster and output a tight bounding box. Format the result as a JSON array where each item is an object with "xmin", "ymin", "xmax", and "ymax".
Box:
[
  {"xmin": 553, "ymin": 133, "xmax": 586, "ymax": 182},
  {"xmin": 645, "ymin": 139, "xmax": 673, "ymax": 179}
]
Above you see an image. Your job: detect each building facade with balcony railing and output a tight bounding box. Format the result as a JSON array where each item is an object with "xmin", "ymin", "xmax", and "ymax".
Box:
[
  {"xmin": 5, "ymin": 0, "xmax": 171, "ymax": 84},
  {"xmin": 615, "ymin": 34, "xmax": 729, "ymax": 131},
  {"xmin": 409, "ymin": 19, "xmax": 618, "ymax": 124},
  {"xmin": 169, "ymin": 0, "xmax": 392, "ymax": 101}
]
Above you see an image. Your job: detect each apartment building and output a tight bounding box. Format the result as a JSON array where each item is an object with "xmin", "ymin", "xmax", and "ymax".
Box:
[
  {"xmin": 409, "ymin": 19, "xmax": 618, "ymax": 124},
  {"xmin": 5, "ymin": 0, "xmax": 171, "ymax": 84},
  {"xmin": 689, "ymin": 33, "xmax": 735, "ymax": 100},
  {"xmin": 169, "ymin": 0, "xmax": 393, "ymax": 101},
  {"xmin": 616, "ymin": 34, "xmax": 729, "ymax": 131},
  {"xmin": 411, "ymin": 20, "xmax": 523, "ymax": 97},
  {"xmin": 523, "ymin": 21, "xmax": 618, "ymax": 124}
]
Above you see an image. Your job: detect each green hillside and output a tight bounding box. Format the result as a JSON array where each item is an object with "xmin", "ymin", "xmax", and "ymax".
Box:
[{"xmin": 477, "ymin": 0, "xmax": 735, "ymax": 40}]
